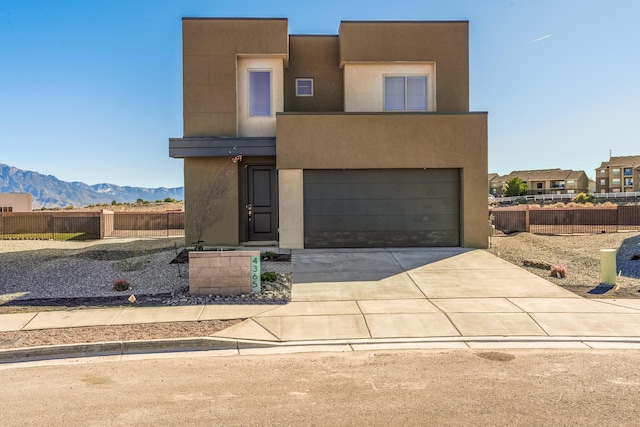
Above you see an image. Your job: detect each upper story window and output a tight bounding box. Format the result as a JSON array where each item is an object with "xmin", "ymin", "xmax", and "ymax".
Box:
[
  {"xmin": 1, "ymin": 206, "xmax": 12, "ymax": 213},
  {"xmin": 249, "ymin": 70, "xmax": 271, "ymax": 116},
  {"xmin": 567, "ymin": 180, "xmax": 575, "ymax": 186},
  {"xmin": 600, "ymin": 169, "xmax": 606, "ymax": 175},
  {"xmin": 600, "ymin": 179, "xmax": 606, "ymax": 185},
  {"xmin": 624, "ymin": 168, "xmax": 633, "ymax": 176},
  {"xmin": 612, "ymin": 168, "xmax": 621, "ymax": 174},
  {"xmin": 295, "ymin": 78, "xmax": 313, "ymax": 97},
  {"xmin": 384, "ymin": 76, "xmax": 427, "ymax": 111}
]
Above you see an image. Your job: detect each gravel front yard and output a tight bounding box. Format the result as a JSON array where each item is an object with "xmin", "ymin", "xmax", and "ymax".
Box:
[{"xmin": 486, "ymin": 231, "xmax": 640, "ymax": 298}]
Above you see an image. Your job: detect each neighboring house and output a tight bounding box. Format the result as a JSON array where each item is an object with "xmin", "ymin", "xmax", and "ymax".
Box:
[
  {"xmin": 489, "ymin": 169, "xmax": 589, "ymax": 196},
  {"xmin": 488, "ymin": 173, "xmax": 503, "ymax": 196},
  {"xmin": 595, "ymin": 155, "xmax": 640, "ymax": 193},
  {"xmin": 0, "ymin": 193, "xmax": 32, "ymax": 212},
  {"xmin": 169, "ymin": 18, "xmax": 488, "ymax": 249}
]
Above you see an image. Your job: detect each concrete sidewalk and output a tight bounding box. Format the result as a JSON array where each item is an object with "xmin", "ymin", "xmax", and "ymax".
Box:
[{"xmin": 2, "ymin": 248, "xmax": 640, "ymax": 359}]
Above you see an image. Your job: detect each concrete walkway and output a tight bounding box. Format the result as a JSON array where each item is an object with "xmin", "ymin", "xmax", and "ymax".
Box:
[{"xmin": 2, "ymin": 248, "xmax": 640, "ymax": 360}]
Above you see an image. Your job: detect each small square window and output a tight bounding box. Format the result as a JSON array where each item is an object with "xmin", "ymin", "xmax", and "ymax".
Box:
[
  {"xmin": 612, "ymin": 168, "xmax": 621, "ymax": 174},
  {"xmin": 295, "ymin": 78, "xmax": 313, "ymax": 97}
]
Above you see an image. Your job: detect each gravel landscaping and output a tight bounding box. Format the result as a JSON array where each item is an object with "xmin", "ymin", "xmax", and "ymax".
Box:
[
  {"xmin": 0, "ymin": 237, "xmax": 292, "ymax": 314},
  {"xmin": 486, "ymin": 231, "xmax": 640, "ymax": 298}
]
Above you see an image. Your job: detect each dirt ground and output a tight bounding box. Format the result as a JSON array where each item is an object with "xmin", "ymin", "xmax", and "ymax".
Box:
[{"xmin": 487, "ymin": 231, "xmax": 640, "ymax": 299}]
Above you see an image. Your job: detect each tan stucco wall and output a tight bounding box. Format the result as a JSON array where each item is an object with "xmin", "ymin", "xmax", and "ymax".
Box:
[
  {"xmin": 284, "ymin": 36, "xmax": 343, "ymax": 112},
  {"xmin": 339, "ymin": 21, "xmax": 469, "ymax": 112},
  {"xmin": 276, "ymin": 112, "xmax": 488, "ymax": 248},
  {"xmin": 182, "ymin": 18, "xmax": 288, "ymax": 137},
  {"xmin": 183, "ymin": 157, "xmax": 239, "ymax": 246},
  {"xmin": 278, "ymin": 169, "xmax": 304, "ymax": 248},
  {"xmin": 0, "ymin": 193, "xmax": 32, "ymax": 212},
  {"xmin": 237, "ymin": 57, "xmax": 284, "ymax": 137},
  {"xmin": 343, "ymin": 63, "xmax": 436, "ymax": 112}
]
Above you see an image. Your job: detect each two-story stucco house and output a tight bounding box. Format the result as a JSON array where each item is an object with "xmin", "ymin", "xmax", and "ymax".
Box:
[{"xmin": 169, "ymin": 18, "xmax": 488, "ymax": 249}]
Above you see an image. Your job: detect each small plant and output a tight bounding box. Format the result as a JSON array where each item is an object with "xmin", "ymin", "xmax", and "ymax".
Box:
[
  {"xmin": 164, "ymin": 197, "xmax": 177, "ymax": 203},
  {"xmin": 64, "ymin": 205, "xmax": 74, "ymax": 210},
  {"xmin": 262, "ymin": 251, "xmax": 277, "ymax": 261},
  {"xmin": 515, "ymin": 196, "xmax": 527, "ymax": 205},
  {"xmin": 261, "ymin": 271, "xmax": 278, "ymax": 282},
  {"xmin": 549, "ymin": 264, "xmax": 568, "ymax": 279},
  {"xmin": 112, "ymin": 278, "xmax": 130, "ymax": 291}
]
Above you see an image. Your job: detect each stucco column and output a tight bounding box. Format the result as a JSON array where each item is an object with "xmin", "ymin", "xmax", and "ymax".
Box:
[{"xmin": 278, "ymin": 169, "xmax": 304, "ymax": 249}]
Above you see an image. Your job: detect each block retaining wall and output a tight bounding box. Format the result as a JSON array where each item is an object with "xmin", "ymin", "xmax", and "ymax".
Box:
[{"xmin": 188, "ymin": 251, "xmax": 259, "ymax": 296}]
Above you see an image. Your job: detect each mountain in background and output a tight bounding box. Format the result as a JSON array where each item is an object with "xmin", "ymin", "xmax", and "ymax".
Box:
[{"xmin": 0, "ymin": 163, "xmax": 184, "ymax": 209}]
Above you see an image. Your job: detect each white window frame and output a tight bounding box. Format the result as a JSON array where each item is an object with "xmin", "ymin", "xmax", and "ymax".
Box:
[
  {"xmin": 567, "ymin": 180, "xmax": 575, "ymax": 186},
  {"xmin": 295, "ymin": 78, "xmax": 314, "ymax": 97},
  {"xmin": 248, "ymin": 69, "xmax": 272, "ymax": 117},
  {"xmin": 384, "ymin": 75, "xmax": 428, "ymax": 112},
  {"xmin": 612, "ymin": 178, "xmax": 621, "ymax": 185},
  {"xmin": 612, "ymin": 168, "xmax": 621, "ymax": 175}
]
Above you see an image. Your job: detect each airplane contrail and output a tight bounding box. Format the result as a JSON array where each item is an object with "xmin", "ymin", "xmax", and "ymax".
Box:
[{"xmin": 528, "ymin": 34, "xmax": 551, "ymax": 44}]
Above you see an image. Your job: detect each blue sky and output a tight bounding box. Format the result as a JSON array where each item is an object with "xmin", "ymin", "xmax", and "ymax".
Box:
[{"xmin": 1, "ymin": 0, "xmax": 639, "ymax": 188}]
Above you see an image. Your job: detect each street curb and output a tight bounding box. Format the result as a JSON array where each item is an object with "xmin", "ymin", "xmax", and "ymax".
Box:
[
  {"xmin": 0, "ymin": 337, "xmax": 241, "ymax": 364},
  {"xmin": 3, "ymin": 336, "xmax": 640, "ymax": 364}
]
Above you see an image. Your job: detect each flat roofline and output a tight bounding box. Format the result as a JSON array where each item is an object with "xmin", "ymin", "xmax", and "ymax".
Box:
[
  {"xmin": 340, "ymin": 20, "xmax": 469, "ymax": 24},
  {"xmin": 182, "ymin": 17, "xmax": 287, "ymax": 21},
  {"xmin": 290, "ymin": 34, "xmax": 338, "ymax": 38}
]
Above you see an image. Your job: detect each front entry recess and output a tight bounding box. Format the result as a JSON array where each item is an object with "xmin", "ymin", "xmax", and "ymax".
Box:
[{"xmin": 247, "ymin": 165, "xmax": 278, "ymax": 241}]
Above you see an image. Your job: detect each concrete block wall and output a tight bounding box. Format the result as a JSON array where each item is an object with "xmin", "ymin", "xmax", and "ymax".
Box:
[{"xmin": 188, "ymin": 251, "xmax": 259, "ymax": 296}]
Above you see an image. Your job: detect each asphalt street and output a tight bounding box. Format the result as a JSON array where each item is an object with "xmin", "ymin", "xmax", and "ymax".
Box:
[{"xmin": 2, "ymin": 349, "xmax": 639, "ymax": 426}]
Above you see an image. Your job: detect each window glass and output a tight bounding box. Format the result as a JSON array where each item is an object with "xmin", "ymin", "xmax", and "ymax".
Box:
[
  {"xmin": 600, "ymin": 179, "xmax": 605, "ymax": 185},
  {"xmin": 612, "ymin": 178, "xmax": 621, "ymax": 185},
  {"xmin": 612, "ymin": 168, "xmax": 620, "ymax": 174},
  {"xmin": 249, "ymin": 71, "xmax": 271, "ymax": 116},
  {"xmin": 385, "ymin": 76, "xmax": 427, "ymax": 111},
  {"xmin": 296, "ymin": 78, "xmax": 313, "ymax": 97},
  {"xmin": 406, "ymin": 77, "xmax": 427, "ymax": 110},
  {"xmin": 385, "ymin": 77, "xmax": 405, "ymax": 110}
]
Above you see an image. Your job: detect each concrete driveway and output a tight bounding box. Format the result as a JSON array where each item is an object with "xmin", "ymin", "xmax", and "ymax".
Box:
[{"xmin": 214, "ymin": 248, "xmax": 640, "ymax": 347}]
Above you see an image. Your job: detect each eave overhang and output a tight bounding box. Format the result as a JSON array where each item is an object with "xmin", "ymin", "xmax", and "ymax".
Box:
[{"xmin": 169, "ymin": 137, "xmax": 276, "ymax": 158}]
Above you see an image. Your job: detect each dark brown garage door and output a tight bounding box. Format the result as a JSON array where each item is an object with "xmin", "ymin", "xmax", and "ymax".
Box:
[{"xmin": 303, "ymin": 169, "xmax": 460, "ymax": 248}]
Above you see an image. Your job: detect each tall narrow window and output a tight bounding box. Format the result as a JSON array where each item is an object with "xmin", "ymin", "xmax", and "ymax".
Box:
[
  {"xmin": 384, "ymin": 76, "xmax": 427, "ymax": 111},
  {"xmin": 249, "ymin": 71, "xmax": 271, "ymax": 116}
]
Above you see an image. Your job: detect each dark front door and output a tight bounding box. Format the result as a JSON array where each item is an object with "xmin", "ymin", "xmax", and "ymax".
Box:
[{"xmin": 247, "ymin": 165, "xmax": 278, "ymax": 241}]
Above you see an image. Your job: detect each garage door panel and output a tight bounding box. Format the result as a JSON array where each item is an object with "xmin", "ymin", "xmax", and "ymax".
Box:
[
  {"xmin": 305, "ymin": 230, "xmax": 459, "ymax": 248},
  {"xmin": 305, "ymin": 198, "xmax": 459, "ymax": 216},
  {"xmin": 303, "ymin": 169, "xmax": 460, "ymax": 248},
  {"xmin": 304, "ymin": 169, "xmax": 459, "ymax": 184},
  {"xmin": 304, "ymin": 182, "xmax": 459, "ymax": 200},
  {"xmin": 306, "ymin": 214, "xmax": 460, "ymax": 232}
]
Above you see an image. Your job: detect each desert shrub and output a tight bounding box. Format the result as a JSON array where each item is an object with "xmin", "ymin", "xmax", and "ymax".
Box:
[
  {"xmin": 64, "ymin": 205, "xmax": 74, "ymax": 210},
  {"xmin": 155, "ymin": 199, "xmax": 163, "ymax": 203},
  {"xmin": 549, "ymin": 265, "xmax": 568, "ymax": 278},
  {"xmin": 112, "ymin": 278, "xmax": 130, "ymax": 291},
  {"xmin": 515, "ymin": 196, "xmax": 527, "ymax": 205},
  {"xmin": 573, "ymin": 193, "xmax": 596, "ymax": 204},
  {"xmin": 164, "ymin": 197, "xmax": 177, "ymax": 203},
  {"xmin": 262, "ymin": 251, "xmax": 277, "ymax": 260},
  {"xmin": 261, "ymin": 271, "xmax": 278, "ymax": 282}
]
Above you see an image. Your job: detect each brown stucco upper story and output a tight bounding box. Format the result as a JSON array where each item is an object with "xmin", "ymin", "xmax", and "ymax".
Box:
[{"xmin": 181, "ymin": 18, "xmax": 471, "ymax": 137}]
